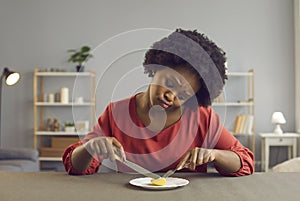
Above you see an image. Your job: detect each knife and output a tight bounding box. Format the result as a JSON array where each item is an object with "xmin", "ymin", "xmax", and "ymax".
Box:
[{"xmin": 114, "ymin": 154, "xmax": 161, "ymax": 179}]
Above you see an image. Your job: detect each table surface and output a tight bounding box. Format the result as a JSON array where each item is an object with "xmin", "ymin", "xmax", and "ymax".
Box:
[{"xmin": 0, "ymin": 172, "xmax": 299, "ymax": 201}]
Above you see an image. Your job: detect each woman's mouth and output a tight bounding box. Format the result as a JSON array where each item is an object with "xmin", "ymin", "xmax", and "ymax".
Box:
[{"xmin": 158, "ymin": 99, "xmax": 170, "ymax": 109}]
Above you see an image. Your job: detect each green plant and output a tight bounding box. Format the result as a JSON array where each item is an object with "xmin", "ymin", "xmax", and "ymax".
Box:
[
  {"xmin": 68, "ymin": 46, "xmax": 93, "ymax": 67},
  {"xmin": 64, "ymin": 122, "xmax": 75, "ymax": 127}
]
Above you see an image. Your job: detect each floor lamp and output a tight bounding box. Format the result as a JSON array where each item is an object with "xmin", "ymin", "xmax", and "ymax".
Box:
[{"xmin": 0, "ymin": 67, "xmax": 20, "ymax": 146}]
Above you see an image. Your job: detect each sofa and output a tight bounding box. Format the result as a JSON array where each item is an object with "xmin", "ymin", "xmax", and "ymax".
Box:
[
  {"xmin": 272, "ymin": 157, "xmax": 300, "ymax": 172},
  {"xmin": 0, "ymin": 148, "xmax": 39, "ymax": 171}
]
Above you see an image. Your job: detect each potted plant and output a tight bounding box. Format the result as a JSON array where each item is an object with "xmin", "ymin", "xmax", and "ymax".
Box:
[
  {"xmin": 68, "ymin": 46, "xmax": 93, "ymax": 72},
  {"xmin": 64, "ymin": 122, "xmax": 75, "ymax": 132}
]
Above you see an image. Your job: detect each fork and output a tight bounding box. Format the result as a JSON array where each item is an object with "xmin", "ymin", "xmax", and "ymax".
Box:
[{"xmin": 162, "ymin": 169, "xmax": 176, "ymax": 178}]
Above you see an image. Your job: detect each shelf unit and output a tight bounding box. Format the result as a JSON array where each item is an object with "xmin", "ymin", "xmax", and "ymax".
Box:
[
  {"xmin": 33, "ymin": 69, "xmax": 96, "ymax": 163},
  {"xmin": 212, "ymin": 69, "xmax": 255, "ymax": 154}
]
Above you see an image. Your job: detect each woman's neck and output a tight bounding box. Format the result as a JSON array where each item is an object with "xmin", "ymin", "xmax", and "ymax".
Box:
[{"xmin": 135, "ymin": 92, "xmax": 182, "ymax": 131}]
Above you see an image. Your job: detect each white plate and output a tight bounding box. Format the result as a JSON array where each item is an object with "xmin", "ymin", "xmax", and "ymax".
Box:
[{"xmin": 129, "ymin": 177, "xmax": 189, "ymax": 190}]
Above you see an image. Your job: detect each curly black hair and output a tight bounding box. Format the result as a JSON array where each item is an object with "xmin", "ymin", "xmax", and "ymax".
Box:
[{"xmin": 143, "ymin": 28, "xmax": 227, "ymax": 107}]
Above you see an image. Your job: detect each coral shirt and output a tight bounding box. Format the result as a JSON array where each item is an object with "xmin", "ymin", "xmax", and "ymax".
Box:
[{"xmin": 63, "ymin": 95, "xmax": 254, "ymax": 176}]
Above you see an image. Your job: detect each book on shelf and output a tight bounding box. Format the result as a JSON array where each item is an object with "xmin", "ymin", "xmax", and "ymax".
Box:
[{"xmin": 233, "ymin": 114, "xmax": 254, "ymax": 135}]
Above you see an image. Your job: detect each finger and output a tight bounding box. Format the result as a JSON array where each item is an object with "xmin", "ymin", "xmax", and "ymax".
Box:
[
  {"xmin": 105, "ymin": 138, "xmax": 116, "ymax": 161},
  {"xmin": 93, "ymin": 140, "xmax": 102, "ymax": 156},
  {"xmin": 99, "ymin": 139, "xmax": 108, "ymax": 157},
  {"xmin": 112, "ymin": 138, "xmax": 126, "ymax": 161},
  {"xmin": 203, "ymin": 149, "xmax": 213, "ymax": 164},
  {"xmin": 177, "ymin": 151, "xmax": 191, "ymax": 170},
  {"xmin": 190, "ymin": 148, "xmax": 198, "ymax": 170},
  {"xmin": 112, "ymin": 145, "xmax": 125, "ymax": 162},
  {"xmin": 184, "ymin": 162, "xmax": 191, "ymax": 168},
  {"xmin": 118, "ymin": 147, "xmax": 126, "ymax": 162},
  {"xmin": 197, "ymin": 149, "xmax": 204, "ymax": 165},
  {"xmin": 112, "ymin": 137, "xmax": 122, "ymax": 148}
]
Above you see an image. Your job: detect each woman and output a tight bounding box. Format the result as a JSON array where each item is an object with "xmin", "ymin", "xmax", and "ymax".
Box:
[{"xmin": 63, "ymin": 29, "xmax": 254, "ymax": 176}]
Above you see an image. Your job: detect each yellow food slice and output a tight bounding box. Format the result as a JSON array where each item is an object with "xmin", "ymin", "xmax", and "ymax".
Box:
[{"xmin": 151, "ymin": 177, "xmax": 167, "ymax": 186}]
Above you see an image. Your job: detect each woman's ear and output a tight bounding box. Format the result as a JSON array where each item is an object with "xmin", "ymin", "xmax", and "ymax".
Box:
[{"xmin": 151, "ymin": 69, "xmax": 158, "ymax": 77}]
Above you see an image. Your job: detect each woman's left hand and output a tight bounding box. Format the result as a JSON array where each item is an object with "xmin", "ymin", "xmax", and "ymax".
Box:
[{"xmin": 177, "ymin": 147, "xmax": 216, "ymax": 170}]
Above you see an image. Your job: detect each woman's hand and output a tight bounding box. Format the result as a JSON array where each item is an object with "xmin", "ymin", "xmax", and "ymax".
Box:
[
  {"xmin": 177, "ymin": 147, "xmax": 216, "ymax": 170},
  {"xmin": 83, "ymin": 137, "xmax": 126, "ymax": 162}
]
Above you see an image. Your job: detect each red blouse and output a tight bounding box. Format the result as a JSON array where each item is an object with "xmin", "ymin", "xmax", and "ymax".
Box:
[{"xmin": 62, "ymin": 95, "xmax": 254, "ymax": 176}]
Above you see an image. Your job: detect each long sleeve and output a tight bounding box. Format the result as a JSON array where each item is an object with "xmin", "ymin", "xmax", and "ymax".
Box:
[
  {"xmin": 214, "ymin": 133, "xmax": 254, "ymax": 176},
  {"xmin": 62, "ymin": 104, "xmax": 113, "ymax": 175},
  {"xmin": 205, "ymin": 108, "xmax": 254, "ymax": 176},
  {"xmin": 62, "ymin": 141, "xmax": 101, "ymax": 175}
]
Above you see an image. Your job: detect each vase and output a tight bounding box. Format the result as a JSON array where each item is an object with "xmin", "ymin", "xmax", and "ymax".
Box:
[
  {"xmin": 76, "ymin": 65, "xmax": 85, "ymax": 72},
  {"xmin": 65, "ymin": 126, "xmax": 75, "ymax": 132}
]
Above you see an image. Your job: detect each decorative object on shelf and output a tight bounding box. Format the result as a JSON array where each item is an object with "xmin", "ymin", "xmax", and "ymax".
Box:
[
  {"xmin": 46, "ymin": 118, "xmax": 52, "ymax": 131},
  {"xmin": 271, "ymin": 112, "xmax": 286, "ymax": 134},
  {"xmin": 41, "ymin": 93, "xmax": 47, "ymax": 102},
  {"xmin": 67, "ymin": 46, "xmax": 93, "ymax": 72},
  {"xmin": 64, "ymin": 122, "xmax": 75, "ymax": 132},
  {"xmin": 52, "ymin": 118, "xmax": 59, "ymax": 132},
  {"xmin": 48, "ymin": 93, "xmax": 54, "ymax": 103},
  {"xmin": 0, "ymin": 67, "xmax": 20, "ymax": 146},
  {"xmin": 54, "ymin": 93, "xmax": 60, "ymax": 102},
  {"xmin": 75, "ymin": 96, "xmax": 84, "ymax": 104},
  {"xmin": 75, "ymin": 121, "xmax": 89, "ymax": 133},
  {"xmin": 60, "ymin": 87, "xmax": 69, "ymax": 103}
]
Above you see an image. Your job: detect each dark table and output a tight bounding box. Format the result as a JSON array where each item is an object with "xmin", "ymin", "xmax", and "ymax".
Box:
[{"xmin": 0, "ymin": 172, "xmax": 299, "ymax": 201}]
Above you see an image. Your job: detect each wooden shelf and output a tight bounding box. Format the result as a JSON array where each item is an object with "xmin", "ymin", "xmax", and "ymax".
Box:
[
  {"xmin": 39, "ymin": 157, "xmax": 62, "ymax": 161},
  {"xmin": 33, "ymin": 68, "xmax": 96, "ymax": 166},
  {"xmin": 212, "ymin": 102, "xmax": 254, "ymax": 106},
  {"xmin": 35, "ymin": 102, "xmax": 95, "ymax": 106},
  {"xmin": 35, "ymin": 71, "xmax": 95, "ymax": 77},
  {"xmin": 35, "ymin": 131, "xmax": 87, "ymax": 136},
  {"xmin": 227, "ymin": 71, "xmax": 254, "ymax": 76}
]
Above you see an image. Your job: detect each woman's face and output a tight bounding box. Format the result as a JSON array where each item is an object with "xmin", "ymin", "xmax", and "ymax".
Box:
[{"xmin": 148, "ymin": 66, "xmax": 201, "ymax": 111}]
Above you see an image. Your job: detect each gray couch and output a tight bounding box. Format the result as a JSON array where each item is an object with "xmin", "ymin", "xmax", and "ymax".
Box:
[{"xmin": 0, "ymin": 148, "xmax": 39, "ymax": 171}]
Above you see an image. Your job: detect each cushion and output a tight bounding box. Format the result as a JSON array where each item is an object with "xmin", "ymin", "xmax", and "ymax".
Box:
[
  {"xmin": 272, "ymin": 158, "xmax": 300, "ymax": 172},
  {"xmin": 0, "ymin": 148, "xmax": 40, "ymax": 172}
]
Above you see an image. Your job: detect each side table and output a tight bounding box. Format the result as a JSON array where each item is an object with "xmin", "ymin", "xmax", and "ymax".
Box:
[{"xmin": 259, "ymin": 133, "xmax": 300, "ymax": 172}]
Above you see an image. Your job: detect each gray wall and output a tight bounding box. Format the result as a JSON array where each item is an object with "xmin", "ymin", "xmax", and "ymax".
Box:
[{"xmin": 0, "ymin": 0, "xmax": 295, "ymax": 169}]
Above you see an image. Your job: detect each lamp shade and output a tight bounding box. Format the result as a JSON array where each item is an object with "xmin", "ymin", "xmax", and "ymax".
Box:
[
  {"xmin": 2, "ymin": 68, "xmax": 20, "ymax": 85},
  {"xmin": 271, "ymin": 112, "xmax": 286, "ymax": 124}
]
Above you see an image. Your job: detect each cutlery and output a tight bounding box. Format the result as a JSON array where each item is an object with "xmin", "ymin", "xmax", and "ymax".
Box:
[
  {"xmin": 162, "ymin": 169, "xmax": 176, "ymax": 178},
  {"xmin": 114, "ymin": 154, "xmax": 161, "ymax": 179}
]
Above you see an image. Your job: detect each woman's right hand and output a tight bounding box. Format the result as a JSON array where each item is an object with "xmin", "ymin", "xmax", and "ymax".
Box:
[{"xmin": 83, "ymin": 137, "xmax": 126, "ymax": 162}]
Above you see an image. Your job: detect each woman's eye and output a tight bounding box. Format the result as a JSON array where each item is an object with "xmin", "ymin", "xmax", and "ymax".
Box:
[
  {"xmin": 178, "ymin": 94, "xmax": 187, "ymax": 100},
  {"xmin": 165, "ymin": 80, "xmax": 174, "ymax": 88}
]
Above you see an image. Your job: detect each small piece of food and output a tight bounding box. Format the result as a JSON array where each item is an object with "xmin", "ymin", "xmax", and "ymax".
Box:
[{"xmin": 150, "ymin": 177, "xmax": 167, "ymax": 186}]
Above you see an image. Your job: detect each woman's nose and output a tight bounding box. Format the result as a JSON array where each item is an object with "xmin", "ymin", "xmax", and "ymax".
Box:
[{"xmin": 164, "ymin": 91, "xmax": 175, "ymax": 103}]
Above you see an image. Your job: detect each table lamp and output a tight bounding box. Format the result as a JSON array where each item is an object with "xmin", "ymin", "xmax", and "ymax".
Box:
[
  {"xmin": 0, "ymin": 67, "xmax": 20, "ymax": 146},
  {"xmin": 271, "ymin": 112, "xmax": 286, "ymax": 134}
]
